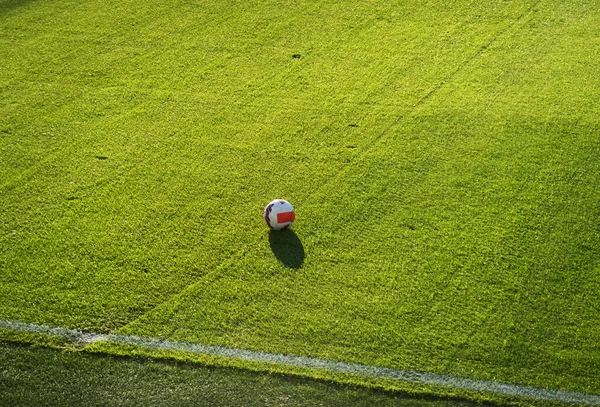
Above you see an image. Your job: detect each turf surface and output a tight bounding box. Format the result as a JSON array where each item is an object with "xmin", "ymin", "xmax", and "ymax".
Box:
[
  {"xmin": 0, "ymin": 341, "xmax": 482, "ymax": 407},
  {"xmin": 1, "ymin": 0, "xmax": 599, "ymax": 404}
]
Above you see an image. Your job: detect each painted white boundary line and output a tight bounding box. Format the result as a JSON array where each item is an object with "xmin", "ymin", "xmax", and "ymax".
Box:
[{"xmin": 1, "ymin": 319, "xmax": 598, "ymax": 405}]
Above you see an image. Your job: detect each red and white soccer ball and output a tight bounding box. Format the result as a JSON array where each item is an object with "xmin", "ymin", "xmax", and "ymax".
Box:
[{"xmin": 264, "ymin": 199, "xmax": 295, "ymax": 230}]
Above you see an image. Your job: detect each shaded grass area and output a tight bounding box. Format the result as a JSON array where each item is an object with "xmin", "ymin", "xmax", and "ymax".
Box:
[
  {"xmin": 0, "ymin": 341, "xmax": 483, "ymax": 407},
  {"xmin": 269, "ymin": 230, "xmax": 305, "ymax": 269}
]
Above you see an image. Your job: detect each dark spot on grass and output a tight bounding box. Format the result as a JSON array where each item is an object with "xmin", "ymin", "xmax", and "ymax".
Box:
[
  {"xmin": 348, "ymin": 123, "xmax": 359, "ymax": 127},
  {"xmin": 346, "ymin": 145, "xmax": 357, "ymax": 149},
  {"xmin": 408, "ymin": 225, "xmax": 416, "ymax": 230},
  {"xmin": 95, "ymin": 156, "xmax": 108, "ymax": 160},
  {"xmin": 66, "ymin": 196, "xmax": 78, "ymax": 201},
  {"xmin": 292, "ymin": 54, "xmax": 301, "ymax": 59}
]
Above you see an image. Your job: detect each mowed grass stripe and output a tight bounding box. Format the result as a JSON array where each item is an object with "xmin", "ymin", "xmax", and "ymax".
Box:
[{"xmin": 1, "ymin": 319, "xmax": 599, "ymax": 406}]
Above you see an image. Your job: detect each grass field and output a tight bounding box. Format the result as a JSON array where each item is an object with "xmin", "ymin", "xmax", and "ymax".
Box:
[
  {"xmin": 1, "ymin": 0, "xmax": 599, "ymax": 405},
  {"xmin": 1, "ymin": 341, "xmax": 483, "ymax": 407}
]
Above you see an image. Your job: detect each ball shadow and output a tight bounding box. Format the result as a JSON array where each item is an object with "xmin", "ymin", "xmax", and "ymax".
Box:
[{"xmin": 269, "ymin": 229, "xmax": 305, "ymax": 269}]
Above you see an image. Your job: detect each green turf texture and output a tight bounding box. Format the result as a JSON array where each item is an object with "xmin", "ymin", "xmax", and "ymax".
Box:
[
  {"xmin": 0, "ymin": 342, "xmax": 482, "ymax": 407},
  {"xmin": 1, "ymin": 0, "xmax": 599, "ymax": 404}
]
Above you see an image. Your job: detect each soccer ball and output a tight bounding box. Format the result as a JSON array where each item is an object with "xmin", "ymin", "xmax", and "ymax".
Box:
[{"xmin": 264, "ymin": 199, "xmax": 295, "ymax": 230}]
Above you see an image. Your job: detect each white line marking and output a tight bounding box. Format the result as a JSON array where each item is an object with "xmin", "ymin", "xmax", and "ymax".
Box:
[{"xmin": 1, "ymin": 319, "xmax": 598, "ymax": 405}]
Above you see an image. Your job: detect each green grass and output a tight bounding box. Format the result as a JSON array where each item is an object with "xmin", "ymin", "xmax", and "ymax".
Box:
[
  {"xmin": 0, "ymin": 341, "xmax": 481, "ymax": 407},
  {"xmin": 1, "ymin": 0, "xmax": 599, "ymax": 404}
]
